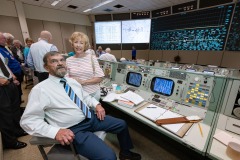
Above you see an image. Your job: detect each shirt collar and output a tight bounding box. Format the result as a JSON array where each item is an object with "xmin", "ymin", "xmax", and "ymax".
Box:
[{"xmin": 48, "ymin": 74, "xmax": 66, "ymax": 83}]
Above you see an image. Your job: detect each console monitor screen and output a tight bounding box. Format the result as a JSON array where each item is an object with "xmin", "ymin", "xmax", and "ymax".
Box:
[
  {"xmin": 122, "ymin": 19, "xmax": 151, "ymax": 43},
  {"xmin": 151, "ymin": 77, "xmax": 174, "ymax": 96},
  {"xmin": 126, "ymin": 72, "xmax": 142, "ymax": 87},
  {"xmin": 95, "ymin": 21, "xmax": 121, "ymax": 44}
]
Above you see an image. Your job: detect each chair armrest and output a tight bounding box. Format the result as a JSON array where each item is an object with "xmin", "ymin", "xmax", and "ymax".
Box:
[{"xmin": 29, "ymin": 136, "xmax": 60, "ymax": 145}]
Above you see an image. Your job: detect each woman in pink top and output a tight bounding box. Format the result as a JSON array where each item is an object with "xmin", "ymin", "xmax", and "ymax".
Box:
[{"xmin": 66, "ymin": 32, "xmax": 104, "ymax": 100}]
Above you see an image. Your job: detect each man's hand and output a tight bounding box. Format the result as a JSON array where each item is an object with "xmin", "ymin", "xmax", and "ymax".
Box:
[
  {"xmin": 13, "ymin": 79, "xmax": 20, "ymax": 85},
  {"xmin": 55, "ymin": 129, "xmax": 75, "ymax": 145},
  {"xmin": 96, "ymin": 104, "xmax": 105, "ymax": 121},
  {"xmin": 0, "ymin": 78, "xmax": 9, "ymax": 86}
]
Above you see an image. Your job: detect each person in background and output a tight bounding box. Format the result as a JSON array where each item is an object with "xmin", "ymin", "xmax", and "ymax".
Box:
[
  {"xmin": 99, "ymin": 47, "xmax": 117, "ymax": 62},
  {"xmin": 3, "ymin": 33, "xmax": 14, "ymax": 55},
  {"xmin": 131, "ymin": 46, "xmax": 136, "ymax": 60},
  {"xmin": 95, "ymin": 46, "xmax": 105, "ymax": 57},
  {"xmin": 2, "ymin": 33, "xmax": 24, "ymax": 104},
  {"xmin": 86, "ymin": 44, "xmax": 96, "ymax": 56},
  {"xmin": 20, "ymin": 51, "xmax": 141, "ymax": 160},
  {"xmin": 27, "ymin": 30, "xmax": 58, "ymax": 82},
  {"xmin": 12, "ymin": 40, "xmax": 25, "ymax": 63},
  {"xmin": 66, "ymin": 32, "xmax": 104, "ymax": 101},
  {"xmin": 0, "ymin": 32, "xmax": 27, "ymax": 150},
  {"xmin": 23, "ymin": 38, "xmax": 33, "ymax": 65}
]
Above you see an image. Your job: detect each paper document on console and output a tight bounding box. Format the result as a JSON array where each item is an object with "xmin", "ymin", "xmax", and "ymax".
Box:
[
  {"xmin": 214, "ymin": 131, "xmax": 240, "ymax": 146},
  {"xmin": 138, "ymin": 104, "xmax": 167, "ymax": 121},
  {"xmin": 102, "ymin": 93, "xmax": 126, "ymax": 102},
  {"xmin": 120, "ymin": 91, "xmax": 144, "ymax": 105},
  {"xmin": 159, "ymin": 110, "xmax": 185, "ymax": 133}
]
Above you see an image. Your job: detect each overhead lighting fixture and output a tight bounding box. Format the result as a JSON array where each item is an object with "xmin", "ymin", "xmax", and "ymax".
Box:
[
  {"xmin": 51, "ymin": 0, "xmax": 61, "ymax": 6},
  {"xmin": 83, "ymin": 0, "xmax": 115, "ymax": 12},
  {"xmin": 83, "ymin": 9, "xmax": 92, "ymax": 13}
]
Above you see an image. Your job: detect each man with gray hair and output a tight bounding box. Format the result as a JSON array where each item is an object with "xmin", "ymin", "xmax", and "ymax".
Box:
[
  {"xmin": 27, "ymin": 30, "xmax": 58, "ymax": 82},
  {"xmin": 96, "ymin": 46, "xmax": 105, "ymax": 57},
  {"xmin": 99, "ymin": 47, "xmax": 117, "ymax": 62},
  {"xmin": 3, "ymin": 33, "xmax": 14, "ymax": 55}
]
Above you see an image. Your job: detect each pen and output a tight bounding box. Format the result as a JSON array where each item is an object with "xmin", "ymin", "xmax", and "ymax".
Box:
[
  {"xmin": 198, "ymin": 123, "xmax": 203, "ymax": 137},
  {"xmin": 147, "ymin": 107, "xmax": 157, "ymax": 108}
]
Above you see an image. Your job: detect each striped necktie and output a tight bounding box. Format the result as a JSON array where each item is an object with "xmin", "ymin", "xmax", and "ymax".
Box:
[{"xmin": 60, "ymin": 78, "xmax": 91, "ymax": 118}]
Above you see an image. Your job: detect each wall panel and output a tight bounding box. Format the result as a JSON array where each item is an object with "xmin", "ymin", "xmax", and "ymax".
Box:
[
  {"xmin": 149, "ymin": 50, "xmax": 163, "ymax": 61},
  {"xmin": 26, "ymin": 19, "xmax": 44, "ymax": 42},
  {"xmin": 0, "ymin": 15, "xmax": 23, "ymax": 43},
  {"xmin": 137, "ymin": 50, "xmax": 150, "ymax": 60},
  {"xmin": 121, "ymin": 50, "xmax": 132, "ymax": 60},
  {"xmin": 60, "ymin": 23, "xmax": 74, "ymax": 53},
  {"xmin": 221, "ymin": 51, "xmax": 240, "ymax": 68},
  {"xmin": 111, "ymin": 50, "xmax": 122, "ymax": 60},
  {"xmin": 162, "ymin": 50, "xmax": 179, "ymax": 62},
  {"xmin": 43, "ymin": 21, "xmax": 63, "ymax": 53},
  {"xmin": 197, "ymin": 51, "xmax": 223, "ymax": 66},
  {"xmin": 179, "ymin": 51, "xmax": 198, "ymax": 64}
]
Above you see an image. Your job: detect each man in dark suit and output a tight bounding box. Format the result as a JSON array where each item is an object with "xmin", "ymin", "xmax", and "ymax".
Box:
[{"xmin": 0, "ymin": 32, "xmax": 27, "ymax": 149}]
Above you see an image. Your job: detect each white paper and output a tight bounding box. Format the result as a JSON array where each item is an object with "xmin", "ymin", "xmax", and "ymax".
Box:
[
  {"xmin": 186, "ymin": 115, "xmax": 201, "ymax": 121},
  {"xmin": 138, "ymin": 104, "xmax": 167, "ymax": 121},
  {"xmin": 120, "ymin": 91, "xmax": 144, "ymax": 105},
  {"xmin": 214, "ymin": 131, "xmax": 240, "ymax": 146},
  {"xmin": 138, "ymin": 105, "xmax": 184, "ymax": 133},
  {"xmin": 159, "ymin": 110, "xmax": 184, "ymax": 133},
  {"xmin": 102, "ymin": 93, "xmax": 126, "ymax": 102}
]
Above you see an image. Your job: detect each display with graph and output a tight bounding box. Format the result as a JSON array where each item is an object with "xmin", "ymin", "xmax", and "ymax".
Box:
[
  {"xmin": 150, "ymin": 4, "xmax": 234, "ymax": 50},
  {"xmin": 226, "ymin": 1, "xmax": 240, "ymax": 51}
]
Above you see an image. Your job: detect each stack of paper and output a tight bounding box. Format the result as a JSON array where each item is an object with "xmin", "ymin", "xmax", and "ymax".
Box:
[
  {"xmin": 118, "ymin": 100, "xmax": 135, "ymax": 108},
  {"xmin": 102, "ymin": 93, "xmax": 125, "ymax": 102},
  {"xmin": 214, "ymin": 131, "xmax": 240, "ymax": 146},
  {"xmin": 120, "ymin": 91, "xmax": 144, "ymax": 105}
]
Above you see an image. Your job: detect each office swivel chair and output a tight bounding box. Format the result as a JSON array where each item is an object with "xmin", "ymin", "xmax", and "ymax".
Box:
[{"xmin": 29, "ymin": 131, "xmax": 106, "ymax": 160}]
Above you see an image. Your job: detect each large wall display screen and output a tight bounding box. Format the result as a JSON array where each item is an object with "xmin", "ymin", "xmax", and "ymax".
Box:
[
  {"xmin": 122, "ymin": 19, "xmax": 151, "ymax": 43},
  {"xmin": 150, "ymin": 4, "xmax": 234, "ymax": 50},
  {"xmin": 226, "ymin": 2, "xmax": 240, "ymax": 51},
  {"xmin": 95, "ymin": 21, "xmax": 121, "ymax": 44}
]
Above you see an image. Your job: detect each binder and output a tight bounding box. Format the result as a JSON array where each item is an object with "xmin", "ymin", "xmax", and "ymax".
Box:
[
  {"xmin": 135, "ymin": 103, "xmax": 195, "ymax": 138},
  {"xmin": 155, "ymin": 117, "xmax": 201, "ymax": 125}
]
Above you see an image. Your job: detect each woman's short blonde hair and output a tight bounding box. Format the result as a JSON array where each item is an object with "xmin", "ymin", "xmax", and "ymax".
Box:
[{"xmin": 69, "ymin": 32, "xmax": 90, "ymax": 51}]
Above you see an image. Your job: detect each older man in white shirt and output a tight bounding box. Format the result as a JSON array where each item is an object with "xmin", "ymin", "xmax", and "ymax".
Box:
[
  {"xmin": 99, "ymin": 48, "xmax": 117, "ymax": 62},
  {"xmin": 27, "ymin": 30, "xmax": 58, "ymax": 82},
  {"xmin": 21, "ymin": 51, "xmax": 141, "ymax": 160}
]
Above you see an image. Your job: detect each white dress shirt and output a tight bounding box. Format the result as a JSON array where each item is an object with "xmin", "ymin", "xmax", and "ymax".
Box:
[
  {"xmin": 99, "ymin": 53, "xmax": 117, "ymax": 62},
  {"xmin": 20, "ymin": 75, "xmax": 99, "ymax": 139},
  {"xmin": 27, "ymin": 40, "xmax": 58, "ymax": 72}
]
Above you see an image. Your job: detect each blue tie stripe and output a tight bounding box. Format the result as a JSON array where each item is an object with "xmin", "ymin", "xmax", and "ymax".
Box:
[{"xmin": 60, "ymin": 78, "xmax": 91, "ymax": 118}]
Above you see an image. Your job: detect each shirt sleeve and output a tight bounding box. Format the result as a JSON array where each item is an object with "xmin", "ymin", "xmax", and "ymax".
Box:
[
  {"xmin": 27, "ymin": 50, "xmax": 34, "ymax": 69},
  {"xmin": 20, "ymin": 87, "xmax": 60, "ymax": 139},
  {"xmin": 50, "ymin": 45, "xmax": 58, "ymax": 52}
]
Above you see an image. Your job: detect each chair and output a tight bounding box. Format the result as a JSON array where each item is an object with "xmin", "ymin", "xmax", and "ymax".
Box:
[
  {"xmin": 29, "ymin": 131, "xmax": 106, "ymax": 160},
  {"xmin": 21, "ymin": 66, "xmax": 33, "ymax": 89}
]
